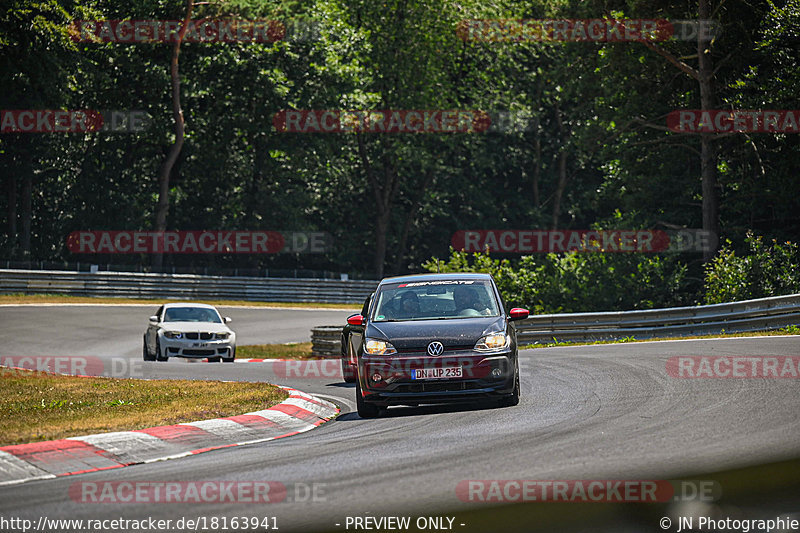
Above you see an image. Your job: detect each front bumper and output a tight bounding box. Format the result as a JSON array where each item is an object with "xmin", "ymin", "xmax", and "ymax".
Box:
[
  {"xmin": 159, "ymin": 337, "xmax": 235, "ymax": 359},
  {"xmin": 359, "ymin": 351, "xmax": 516, "ymax": 406}
]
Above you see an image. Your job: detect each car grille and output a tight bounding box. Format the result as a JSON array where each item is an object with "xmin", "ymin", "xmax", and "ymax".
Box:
[
  {"xmin": 393, "ymin": 382, "xmax": 482, "ymax": 393},
  {"xmin": 183, "ymin": 349, "xmax": 215, "ymax": 356},
  {"xmin": 397, "ymin": 344, "xmax": 475, "ymax": 354},
  {"xmin": 184, "ymin": 332, "xmax": 214, "ymax": 340}
]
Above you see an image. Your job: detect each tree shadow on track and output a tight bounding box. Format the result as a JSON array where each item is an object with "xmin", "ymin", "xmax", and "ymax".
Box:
[{"xmin": 336, "ymin": 400, "xmax": 501, "ymax": 421}]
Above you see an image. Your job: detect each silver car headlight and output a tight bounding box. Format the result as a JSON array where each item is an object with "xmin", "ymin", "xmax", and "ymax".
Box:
[
  {"xmin": 163, "ymin": 331, "xmax": 183, "ymax": 339},
  {"xmin": 215, "ymin": 332, "xmax": 230, "ymax": 340},
  {"xmin": 474, "ymin": 333, "xmax": 509, "ymax": 352}
]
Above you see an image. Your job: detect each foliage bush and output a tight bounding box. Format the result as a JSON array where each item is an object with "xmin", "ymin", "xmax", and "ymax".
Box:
[
  {"xmin": 424, "ymin": 232, "xmax": 800, "ymax": 313},
  {"xmin": 704, "ymin": 233, "xmax": 800, "ymax": 304},
  {"xmin": 423, "ymin": 249, "xmax": 690, "ymax": 314}
]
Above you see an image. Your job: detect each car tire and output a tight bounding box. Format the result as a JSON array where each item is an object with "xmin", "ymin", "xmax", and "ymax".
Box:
[
  {"xmin": 143, "ymin": 337, "xmax": 155, "ymax": 361},
  {"xmin": 222, "ymin": 347, "xmax": 235, "ymax": 363},
  {"xmin": 155, "ymin": 338, "xmax": 168, "ymax": 362},
  {"xmin": 498, "ymin": 362, "xmax": 520, "ymax": 407},
  {"xmin": 356, "ymin": 380, "xmax": 381, "ymax": 418}
]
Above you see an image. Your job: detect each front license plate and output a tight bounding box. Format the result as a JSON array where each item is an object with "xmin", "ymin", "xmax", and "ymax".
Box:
[
  {"xmin": 193, "ymin": 343, "xmax": 209, "ymax": 347},
  {"xmin": 412, "ymin": 367, "xmax": 463, "ymax": 380}
]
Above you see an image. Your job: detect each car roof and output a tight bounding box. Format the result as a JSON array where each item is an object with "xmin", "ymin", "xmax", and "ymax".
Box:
[
  {"xmin": 162, "ymin": 302, "xmax": 218, "ymax": 310},
  {"xmin": 378, "ymin": 272, "xmax": 493, "ymax": 285}
]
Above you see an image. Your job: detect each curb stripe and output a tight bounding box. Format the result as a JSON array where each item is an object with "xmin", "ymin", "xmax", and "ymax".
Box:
[
  {"xmin": 0, "ymin": 387, "xmax": 339, "ymax": 486},
  {"xmin": 69, "ymin": 431, "xmax": 172, "ymax": 465},
  {"xmin": 1, "ymin": 440, "xmax": 124, "ymax": 476},
  {"xmin": 288, "ymin": 393, "xmax": 330, "ymax": 409},
  {"xmin": 284, "ymin": 397, "xmax": 337, "ymax": 418},
  {"xmin": 270, "ymin": 403, "xmax": 320, "ymax": 421},
  {"xmin": 184, "ymin": 419, "xmax": 267, "ymax": 441},
  {"xmin": 135, "ymin": 424, "xmax": 215, "ymax": 446},
  {"xmin": 220, "ymin": 414, "xmax": 282, "ymax": 429},
  {"xmin": 0, "ymin": 450, "xmax": 54, "ymax": 482},
  {"xmin": 245, "ymin": 409, "xmax": 317, "ymax": 431}
]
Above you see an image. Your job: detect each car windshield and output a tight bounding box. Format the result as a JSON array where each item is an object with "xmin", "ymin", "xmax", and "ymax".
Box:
[
  {"xmin": 163, "ymin": 307, "xmax": 222, "ymax": 323},
  {"xmin": 372, "ymin": 280, "xmax": 500, "ymax": 321}
]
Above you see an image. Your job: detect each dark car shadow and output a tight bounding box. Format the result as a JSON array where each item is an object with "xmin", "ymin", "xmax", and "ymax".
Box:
[
  {"xmin": 328, "ymin": 382, "xmax": 356, "ymax": 388},
  {"xmin": 335, "ymin": 412, "xmax": 363, "ymax": 421},
  {"xmin": 336, "ymin": 400, "xmax": 500, "ymax": 421}
]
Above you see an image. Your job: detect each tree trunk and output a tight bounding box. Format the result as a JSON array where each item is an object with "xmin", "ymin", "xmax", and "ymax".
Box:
[
  {"xmin": 641, "ymin": 0, "xmax": 720, "ymax": 261},
  {"xmin": 20, "ymin": 172, "xmax": 31, "ymax": 256},
  {"xmin": 250, "ymin": 134, "xmax": 265, "ymax": 226},
  {"xmin": 392, "ymin": 171, "xmax": 434, "ymax": 274},
  {"xmin": 6, "ymin": 175, "xmax": 16, "ymax": 254},
  {"xmin": 374, "ymin": 211, "xmax": 390, "ymax": 279},
  {"xmin": 551, "ymin": 105, "xmax": 568, "ymax": 229},
  {"xmin": 697, "ymin": 0, "xmax": 719, "ymax": 260},
  {"xmin": 532, "ymin": 79, "xmax": 543, "ymax": 210},
  {"xmin": 357, "ymin": 135, "xmax": 399, "ymax": 279},
  {"xmin": 532, "ymin": 114, "xmax": 541, "ymax": 209},
  {"xmin": 551, "ymin": 151, "xmax": 568, "ymax": 229},
  {"xmin": 152, "ymin": 0, "xmax": 193, "ymax": 270}
]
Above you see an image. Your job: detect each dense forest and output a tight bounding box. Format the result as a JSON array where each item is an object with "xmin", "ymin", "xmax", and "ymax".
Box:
[{"xmin": 2, "ymin": 0, "xmax": 798, "ymax": 310}]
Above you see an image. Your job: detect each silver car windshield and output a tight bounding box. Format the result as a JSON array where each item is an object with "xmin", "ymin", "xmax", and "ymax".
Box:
[
  {"xmin": 372, "ymin": 280, "xmax": 500, "ymax": 322},
  {"xmin": 163, "ymin": 307, "xmax": 222, "ymax": 323}
]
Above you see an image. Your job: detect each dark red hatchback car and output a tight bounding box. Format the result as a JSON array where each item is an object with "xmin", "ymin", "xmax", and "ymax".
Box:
[{"xmin": 342, "ymin": 273, "xmax": 528, "ymax": 417}]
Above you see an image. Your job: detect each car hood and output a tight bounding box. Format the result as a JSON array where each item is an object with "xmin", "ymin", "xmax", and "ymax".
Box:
[
  {"xmin": 366, "ymin": 316, "xmax": 505, "ymax": 351},
  {"xmin": 159, "ymin": 322, "xmax": 232, "ymax": 333}
]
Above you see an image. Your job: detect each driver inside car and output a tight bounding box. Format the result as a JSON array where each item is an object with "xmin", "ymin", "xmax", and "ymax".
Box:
[
  {"xmin": 396, "ymin": 291, "xmax": 420, "ymax": 319},
  {"xmin": 453, "ymin": 286, "xmax": 491, "ymax": 316}
]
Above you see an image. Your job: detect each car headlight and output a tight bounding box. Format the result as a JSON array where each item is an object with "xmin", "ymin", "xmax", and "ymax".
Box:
[
  {"xmin": 163, "ymin": 331, "xmax": 183, "ymax": 339},
  {"xmin": 364, "ymin": 338, "xmax": 397, "ymax": 356},
  {"xmin": 215, "ymin": 332, "xmax": 230, "ymax": 340},
  {"xmin": 474, "ymin": 333, "xmax": 509, "ymax": 352}
]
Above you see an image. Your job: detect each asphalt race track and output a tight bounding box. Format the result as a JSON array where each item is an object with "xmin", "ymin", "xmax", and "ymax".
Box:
[{"xmin": 1, "ymin": 305, "xmax": 799, "ymax": 532}]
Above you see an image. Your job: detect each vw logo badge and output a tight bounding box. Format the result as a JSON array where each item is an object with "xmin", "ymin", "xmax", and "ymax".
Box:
[{"xmin": 427, "ymin": 341, "xmax": 444, "ymax": 356}]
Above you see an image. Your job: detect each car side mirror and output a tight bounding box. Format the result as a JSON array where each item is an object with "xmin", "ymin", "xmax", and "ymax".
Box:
[
  {"xmin": 224, "ymin": 316, "xmax": 232, "ymax": 323},
  {"xmin": 148, "ymin": 315, "xmax": 159, "ymax": 324},
  {"xmin": 509, "ymin": 308, "xmax": 529, "ymax": 321},
  {"xmin": 347, "ymin": 314, "xmax": 365, "ymax": 326}
]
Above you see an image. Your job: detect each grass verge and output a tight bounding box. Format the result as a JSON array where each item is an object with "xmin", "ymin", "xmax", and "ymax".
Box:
[
  {"xmin": 0, "ymin": 368, "xmax": 288, "ymax": 446},
  {"xmin": 0, "ymin": 292, "xmax": 359, "ymax": 309},
  {"xmin": 522, "ymin": 326, "xmax": 800, "ymax": 350},
  {"xmin": 237, "ymin": 342, "xmax": 315, "ymax": 360}
]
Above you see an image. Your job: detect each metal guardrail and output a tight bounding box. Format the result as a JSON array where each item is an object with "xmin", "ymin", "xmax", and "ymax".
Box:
[
  {"xmin": 516, "ymin": 294, "xmax": 800, "ymax": 344},
  {"xmin": 313, "ymin": 294, "xmax": 800, "ymax": 357},
  {"xmin": 0, "ymin": 269, "xmax": 377, "ymax": 304},
  {"xmin": 4, "ymin": 269, "xmax": 797, "ymax": 348},
  {"xmin": 0, "ymin": 259, "xmax": 368, "ymax": 280}
]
